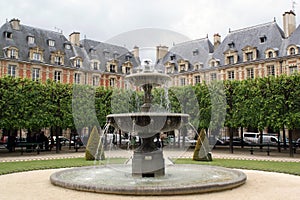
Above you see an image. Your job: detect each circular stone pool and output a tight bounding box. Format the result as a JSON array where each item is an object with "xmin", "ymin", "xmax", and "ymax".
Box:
[{"xmin": 50, "ymin": 164, "xmax": 246, "ymax": 195}]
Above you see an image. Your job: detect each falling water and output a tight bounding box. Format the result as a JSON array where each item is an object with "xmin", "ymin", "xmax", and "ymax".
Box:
[
  {"xmin": 164, "ymin": 86, "xmax": 171, "ymax": 112},
  {"xmin": 94, "ymin": 123, "xmax": 109, "ymax": 165}
]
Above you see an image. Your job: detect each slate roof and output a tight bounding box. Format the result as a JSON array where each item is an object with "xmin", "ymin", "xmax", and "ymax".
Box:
[
  {"xmin": 212, "ymin": 21, "xmax": 285, "ymax": 66},
  {"xmin": 80, "ymin": 39, "xmax": 139, "ymax": 73},
  {"xmin": 0, "ymin": 20, "xmax": 139, "ymax": 74},
  {"xmin": 0, "ymin": 21, "xmax": 75, "ymax": 67},
  {"xmin": 158, "ymin": 38, "xmax": 214, "ymax": 73},
  {"xmin": 285, "ymin": 24, "xmax": 300, "ymax": 52}
]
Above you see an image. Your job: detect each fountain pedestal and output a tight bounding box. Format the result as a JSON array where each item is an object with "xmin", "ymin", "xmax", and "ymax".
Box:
[
  {"xmin": 132, "ymin": 135, "xmax": 165, "ymax": 177},
  {"xmin": 132, "ymin": 150, "xmax": 165, "ymax": 177}
]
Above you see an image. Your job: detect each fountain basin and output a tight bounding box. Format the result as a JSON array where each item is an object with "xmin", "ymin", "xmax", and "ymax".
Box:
[
  {"xmin": 107, "ymin": 112, "xmax": 189, "ymax": 138},
  {"xmin": 50, "ymin": 164, "xmax": 247, "ymax": 195},
  {"xmin": 125, "ymin": 72, "xmax": 171, "ymax": 86}
]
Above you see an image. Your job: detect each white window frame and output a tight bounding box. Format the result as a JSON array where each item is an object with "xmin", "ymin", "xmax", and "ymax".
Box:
[
  {"xmin": 32, "ymin": 68, "xmax": 40, "ymax": 81},
  {"xmin": 7, "ymin": 65, "xmax": 16, "ymax": 77},
  {"xmin": 74, "ymin": 73, "xmax": 81, "ymax": 84},
  {"xmin": 227, "ymin": 70, "xmax": 235, "ymax": 80},
  {"xmin": 246, "ymin": 68, "xmax": 254, "ymax": 79},
  {"xmin": 92, "ymin": 76, "xmax": 100, "ymax": 86},
  {"xmin": 54, "ymin": 71, "xmax": 61, "ymax": 82},
  {"xmin": 267, "ymin": 65, "xmax": 275, "ymax": 76}
]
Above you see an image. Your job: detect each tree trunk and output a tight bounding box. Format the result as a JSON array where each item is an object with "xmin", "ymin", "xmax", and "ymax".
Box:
[
  {"xmin": 288, "ymin": 129, "xmax": 294, "ymax": 157},
  {"xmin": 229, "ymin": 127, "xmax": 234, "ymax": 154}
]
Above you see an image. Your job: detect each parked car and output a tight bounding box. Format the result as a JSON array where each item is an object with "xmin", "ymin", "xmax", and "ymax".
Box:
[
  {"xmin": 296, "ymin": 138, "xmax": 300, "ymax": 147},
  {"xmin": 48, "ymin": 136, "xmax": 74, "ymax": 146}
]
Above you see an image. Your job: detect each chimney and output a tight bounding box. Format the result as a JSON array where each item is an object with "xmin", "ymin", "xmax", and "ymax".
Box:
[
  {"xmin": 213, "ymin": 33, "xmax": 221, "ymax": 50},
  {"xmin": 10, "ymin": 18, "xmax": 20, "ymax": 30},
  {"xmin": 156, "ymin": 45, "xmax": 168, "ymax": 61},
  {"xmin": 131, "ymin": 46, "xmax": 139, "ymax": 58},
  {"xmin": 69, "ymin": 32, "xmax": 80, "ymax": 46},
  {"xmin": 283, "ymin": 10, "xmax": 296, "ymax": 38}
]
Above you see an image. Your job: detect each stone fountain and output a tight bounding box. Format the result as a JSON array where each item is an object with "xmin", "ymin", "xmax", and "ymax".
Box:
[
  {"xmin": 107, "ymin": 59, "xmax": 189, "ymax": 177},
  {"xmin": 50, "ymin": 59, "xmax": 246, "ymax": 195}
]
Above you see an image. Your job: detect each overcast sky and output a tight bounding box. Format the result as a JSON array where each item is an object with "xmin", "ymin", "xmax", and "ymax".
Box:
[{"xmin": 0, "ymin": 0, "xmax": 298, "ymax": 49}]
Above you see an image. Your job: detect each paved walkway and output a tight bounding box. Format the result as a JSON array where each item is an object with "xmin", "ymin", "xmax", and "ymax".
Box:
[{"xmin": 1, "ymin": 146, "xmax": 300, "ymax": 162}]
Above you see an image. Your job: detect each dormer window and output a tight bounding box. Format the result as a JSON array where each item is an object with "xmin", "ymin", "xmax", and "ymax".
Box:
[
  {"xmin": 64, "ymin": 44, "xmax": 71, "ymax": 50},
  {"xmin": 4, "ymin": 32, "xmax": 12, "ymax": 39},
  {"xmin": 28, "ymin": 36, "xmax": 35, "ymax": 44},
  {"xmin": 268, "ymin": 51, "xmax": 273, "ymax": 58},
  {"xmin": 228, "ymin": 42, "xmax": 235, "ymax": 48},
  {"xmin": 75, "ymin": 59, "xmax": 81, "ymax": 68},
  {"xmin": 48, "ymin": 40, "xmax": 55, "ymax": 47},
  {"xmin": 242, "ymin": 46, "xmax": 257, "ymax": 62},
  {"xmin": 246, "ymin": 52, "xmax": 253, "ymax": 61},
  {"xmin": 260, "ymin": 36, "xmax": 267, "ymax": 43},
  {"xmin": 5, "ymin": 46, "xmax": 19, "ymax": 59},
  {"xmin": 54, "ymin": 56, "xmax": 62, "ymax": 65},
  {"xmin": 51, "ymin": 51, "xmax": 64, "ymax": 66},
  {"xmin": 227, "ymin": 56, "xmax": 234, "ymax": 64},
  {"xmin": 125, "ymin": 54, "xmax": 132, "ymax": 61},
  {"xmin": 33, "ymin": 53, "xmax": 41, "ymax": 61},
  {"xmin": 110, "ymin": 64, "xmax": 116, "ymax": 73},
  {"xmin": 290, "ymin": 47, "xmax": 296, "ymax": 55},
  {"xmin": 193, "ymin": 49, "xmax": 199, "ymax": 56},
  {"xmin": 170, "ymin": 54, "xmax": 176, "ymax": 60},
  {"xmin": 93, "ymin": 62, "xmax": 98, "ymax": 70},
  {"xmin": 29, "ymin": 47, "xmax": 44, "ymax": 62}
]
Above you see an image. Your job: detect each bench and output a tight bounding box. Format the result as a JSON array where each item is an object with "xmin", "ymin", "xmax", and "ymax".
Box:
[
  {"xmin": 16, "ymin": 142, "xmax": 43, "ymax": 155},
  {"xmin": 249, "ymin": 144, "xmax": 272, "ymax": 156}
]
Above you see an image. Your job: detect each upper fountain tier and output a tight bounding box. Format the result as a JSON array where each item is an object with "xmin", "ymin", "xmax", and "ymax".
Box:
[{"xmin": 125, "ymin": 59, "xmax": 171, "ymax": 87}]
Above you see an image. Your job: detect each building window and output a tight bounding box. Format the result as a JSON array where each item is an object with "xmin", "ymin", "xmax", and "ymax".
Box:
[
  {"xmin": 267, "ymin": 65, "xmax": 275, "ymax": 76},
  {"xmin": 194, "ymin": 75, "xmax": 201, "ymax": 84},
  {"xmin": 210, "ymin": 73, "xmax": 217, "ymax": 81},
  {"xmin": 33, "ymin": 52, "xmax": 41, "ymax": 61},
  {"xmin": 28, "ymin": 36, "xmax": 35, "ymax": 44},
  {"xmin": 260, "ymin": 36, "xmax": 267, "ymax": 43},
  {"xmin": 54, "ymin": 56, "xmax": 62, "ymax": 65},
  {"xmin": 193, "ymin": 49, "xmax": 199, "ymax": 56},
  {"xmin": 32, "ymin": 68, "xmax": 40, "ymax": 81},
  {"xmin": 92, "ymin": 76, "xmax": 100, "ymax": 86},
  {"xmin": 54, "ymin": 71, "xmax": 61, "ymax": 82},
  {"xmin": 110, "ymin": 64, "xmax": 116, "ymax": 73},
  {"xmin": 109, "ymin": 78, "xmax": 115, "ymax": 87},
  {"xmin": 180, "ymin": 78, "xmax": 186, "ymax": 86},
  {"xmin": 290, "ymin": 47, "xmax": 296, "ymax": 55},
  {"xmin": 48, "ymin": 40, "xmax": 55, "ymax": 47},
  {"xmin": 227, "ymin": 71, "xmax": 235, "ymax": 80},
  {"xmin": 64, "ymin": 44, "xmax": 71, "ymax": 50},
  {"xmin": 93, "ymin": 62, "xmax": 98, "ymax": 70},
  {"xmin": 289, "ymin": 66, "xmax": 298, "ymax": 74},
  {"xmin": 246, "ymin": 68, "xmax": 254, "ymax": 79},
  {"xmin": 7, "ymin": 65, "xmax": 16, "ymax": 77},
  {"xmin": 125, "ymin": 67, "xmax": 131, "ymax": 74},
  {"xmin": 74, "ymin": 73, "xmax": 81, "ymax": 84},
  {"xmin": 9, "ymin": 48, "xmax": 17, "ymax": 59},
  {"xmin": 268, "ymin": 51, "xmax": 273, "ymax": 58},
  {"xmin": 166, "ymin": 67, "xmax": 172, "ymax": 74},
  {"xmin": 246, "ymin": 52, "xmax": 253, "ymax": 61},
  {"xmin": 5, "ymin": 32, "xmax": 13, "ymax": 39},
  {"xmin": 227, "ymin": 56, "xmax": 234, "ymax": 65},
  {"xmin": 180, "ymin": 64, "xmax": 185, "ymax": 72},
  {"xmin": 228, "ymin": 42, "xmax": 235, "ymax": 48},
  {"xmin": 75, "ymin": 59, "xmax": 81, "ymax": 68}
]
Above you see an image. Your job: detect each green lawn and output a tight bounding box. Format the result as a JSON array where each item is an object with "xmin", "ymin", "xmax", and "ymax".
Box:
[{"xmin": 0, "ymin": 157, "xmax": 299, "ymax": 176}]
